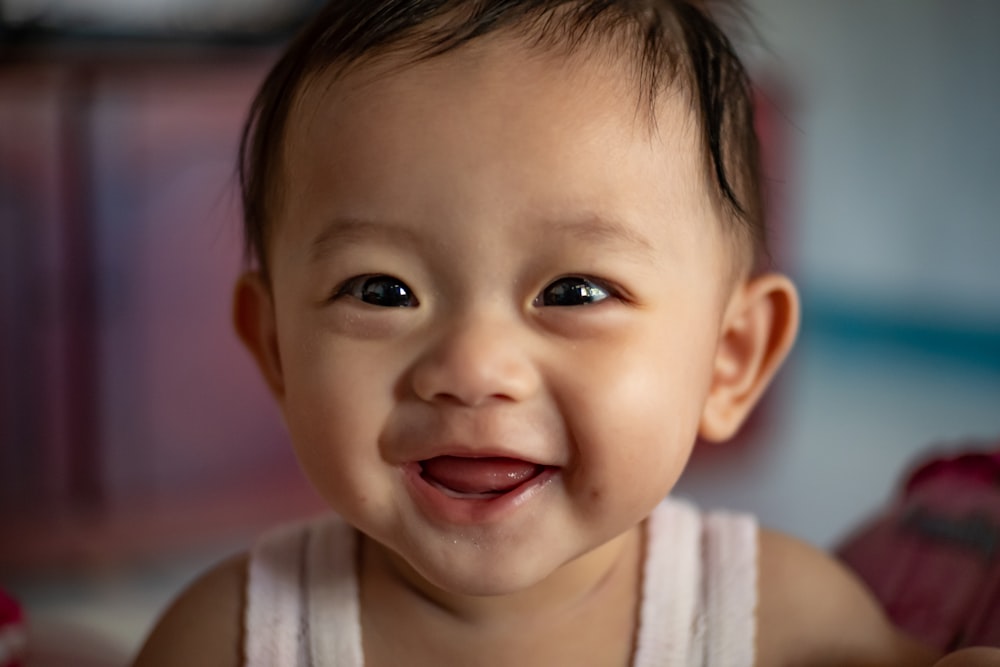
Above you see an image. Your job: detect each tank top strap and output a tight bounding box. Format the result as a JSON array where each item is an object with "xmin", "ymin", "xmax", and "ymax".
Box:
[
  {"xmin": 245, "ymin": 519, "xmax": 311, "ymax": 667},
  {"xmin": 306, "ymin": 514, "xmax": 363, "ymax": 666},
  {"xmin": 632, "ymin": 497, "xmax": 705, "ymax": 667},
  {"xmin": 700, "ymin": 509, "xmax": 758, "ymax": 667},
  {"xmin": 632, "ymin": 498, "xmax": 758, "ymax": 667},
  {"xmin": 244, "ymin": 514, "xmax": 363, "ymax": 667}
]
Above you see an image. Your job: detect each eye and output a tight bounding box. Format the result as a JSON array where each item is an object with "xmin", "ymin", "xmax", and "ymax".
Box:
[
  {"xmin": 536, "ymin": 277, "xmax": 610, "ymax": 307},
  {"xmin": 337, "ymin": 275, "xmax": 418, "ymax": 308}
]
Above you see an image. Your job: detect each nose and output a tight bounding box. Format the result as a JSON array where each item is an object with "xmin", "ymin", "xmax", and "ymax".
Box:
[{"xmin": 409, "ymin": 313, "xmax": 541, "ymax": 407}]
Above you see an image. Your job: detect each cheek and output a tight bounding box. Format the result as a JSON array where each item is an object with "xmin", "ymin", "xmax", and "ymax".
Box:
[
  {"xmin": 561, "ymin": 328, "xmax": 717, "ymax": 502},
  {"xmin": 277, "ymin": 336, "xmax": 395, "ymax": 502}
]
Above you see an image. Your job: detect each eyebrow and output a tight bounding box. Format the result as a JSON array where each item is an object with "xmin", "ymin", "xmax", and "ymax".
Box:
[
  {"xmin": 546, "ymin": 215, "xmax": 655, "ymax": 259},
  {"xmin": 307, "ymin": 217, "xmax": 422, "ymax": 262},
  {"xmin": 306, "ymin": 213, "xmax": 657, "ymax": 262}
]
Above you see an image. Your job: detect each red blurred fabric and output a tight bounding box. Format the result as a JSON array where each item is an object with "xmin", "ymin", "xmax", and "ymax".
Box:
[{"xmin": 838, "ymin": 443, "xmax": 1000, "ymax": 650}]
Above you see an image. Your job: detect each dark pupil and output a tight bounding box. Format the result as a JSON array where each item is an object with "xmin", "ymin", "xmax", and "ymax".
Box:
[
  {"xmin": 362, "ymin": 277, "xmax": 413, "ymax": 307},
  {"xmin": 544, "ymin": 279, "xmax": 603, "ymax": 306}
]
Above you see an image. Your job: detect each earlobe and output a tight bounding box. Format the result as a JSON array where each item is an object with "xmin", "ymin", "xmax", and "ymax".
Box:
[
  {"xmin": 699, "ymin": 273, "xmax": 800, "ymax": 442},
  {"xmin": 233, "ymin": 272, "xmax": 285, "ymax": 400}
]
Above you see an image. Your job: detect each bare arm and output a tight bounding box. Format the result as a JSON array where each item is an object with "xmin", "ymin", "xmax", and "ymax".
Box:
[
  {"xmin": 756, "ymin": 528, "xmax": 940, "ymax": 667},
  {"xmin": 131, "ymin": 554, "xmax": 247, "ymax": 667},
  {"xmin": 933, "ymin": 648, "xmax": 1000, "ymax": 667}
]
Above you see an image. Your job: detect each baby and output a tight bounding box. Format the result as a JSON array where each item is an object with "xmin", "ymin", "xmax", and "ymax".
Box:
[{"xmin": 134, "ymin": 1, "xmax": 998, "ymax": 665}]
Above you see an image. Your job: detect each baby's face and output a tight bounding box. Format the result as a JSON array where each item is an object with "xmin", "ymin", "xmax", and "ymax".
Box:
[{"xmin": 263, "ymin": 37, "xmax": 739, "ymax": 596}]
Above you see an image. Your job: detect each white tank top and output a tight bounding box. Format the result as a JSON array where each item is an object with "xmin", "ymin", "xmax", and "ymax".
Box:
[{"xmin": 244, "ymin": 497, "xmax": 757, "ymax": 666}]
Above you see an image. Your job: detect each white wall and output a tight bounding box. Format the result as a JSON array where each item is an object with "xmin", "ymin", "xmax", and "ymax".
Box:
[
  {"xmin": 746, "ymin": 0, "xmax": 1000, "ymax": 324},
  {"xmin": 674, "ymin": 1, "xmax": 1000, "ymax": 548}
]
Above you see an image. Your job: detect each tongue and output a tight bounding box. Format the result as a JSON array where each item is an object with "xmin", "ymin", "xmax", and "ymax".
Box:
[{"xmin": 420, "ymin": 456, "xmax": 541, "ymax": 495}]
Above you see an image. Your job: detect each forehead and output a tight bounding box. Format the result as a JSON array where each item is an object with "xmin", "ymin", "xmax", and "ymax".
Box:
[
  {"xmin": 275, "ymin": 34, "xmax": 723, "ymax": 264},
  {"xmin": 302, "ymin": 36, "xmax": 694, "ymax": 140}
]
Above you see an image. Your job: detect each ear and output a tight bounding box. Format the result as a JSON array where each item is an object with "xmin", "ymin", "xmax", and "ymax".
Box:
[
  {"xmin": 699, "ymin": 272, "xmax": 800, "ymax": 442},
  {"xmin": 233, "ymin": 271, "xmax": 285, "ymax": 400}
]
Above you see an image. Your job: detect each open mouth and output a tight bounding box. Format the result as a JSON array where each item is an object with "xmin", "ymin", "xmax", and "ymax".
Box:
[{"xmin": 419, "ymin": 455, "xmax": 549, "ymax": 499}]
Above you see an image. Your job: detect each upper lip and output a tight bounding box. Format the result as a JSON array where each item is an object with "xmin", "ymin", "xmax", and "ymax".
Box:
[
  {"xmin": 381, "ymin": 411, "xmax": 565, "ymax": 466},
  {"xmin": 409, "ymin": 444, "xmax": 553, "ymax": 466}
]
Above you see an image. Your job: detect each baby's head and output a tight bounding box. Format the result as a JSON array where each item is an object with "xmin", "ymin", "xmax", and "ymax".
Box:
[
  {"xmin": 233, "ymin": 0, "xmax": 798, "ymax": 597},
  {"xmin": 241, "ymin": 0, "xmax": 768, "ymax": 279}
]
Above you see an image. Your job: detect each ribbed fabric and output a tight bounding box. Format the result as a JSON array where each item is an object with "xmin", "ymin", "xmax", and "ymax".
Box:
[
  {"xmin": 632, "ymin": 498, "xmax": 703, "ymax": 666},
  {"xmin": 244, "ymin": 498, "xmax": 757, "ymax": 666},
  {"xmin": 701, "ymin": 510, "xmax": 758, "ymax": 667},
  {"xmin": 245, "ymin": 516, "xmax": 363, "ymax": 667},
  {"xmin": 307, "ymin": 515, "xmax": 363, "ymax": 666},
  {"xmin": 631, "ymin": 499, "xmax": 757, "ymax": 667},
  {"xmin": 244, "ymin": 521, "xmax": 308, "ymax": 666}
]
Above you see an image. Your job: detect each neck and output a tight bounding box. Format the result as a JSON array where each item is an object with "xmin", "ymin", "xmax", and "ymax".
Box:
[
  {"xmin": 368, "ymin": 525, "xmax": 642, "ymax": 623},
  {"xmin": 359, "ymin": 525, "xmax": 645, "ymax": 665}
]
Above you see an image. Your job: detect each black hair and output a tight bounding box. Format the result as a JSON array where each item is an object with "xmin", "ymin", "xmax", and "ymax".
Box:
[{"xmin": 239, "ymin": 0, "xmax": 765, "ymax": 278}]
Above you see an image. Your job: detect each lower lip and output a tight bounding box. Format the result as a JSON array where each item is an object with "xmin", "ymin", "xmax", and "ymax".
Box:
[{"xmin": 403, "ymin": 463, "xmax": 558, "ymax": 526}]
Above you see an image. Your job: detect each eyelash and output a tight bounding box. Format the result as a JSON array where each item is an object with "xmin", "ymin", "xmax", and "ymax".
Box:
[
  {"xmin": 533, "ymin": 276, "xmax": 617, "ymax": 307},
  {"xmin": 332, "ymin": 274, "xmax": 418, "ymax": 308},
  {"xmin": 330, "ymin": 274, "xmax": 623, "ymax": 308}
]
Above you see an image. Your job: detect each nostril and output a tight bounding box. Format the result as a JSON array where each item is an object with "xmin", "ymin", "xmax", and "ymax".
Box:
[
  {"xmin": 409, "ymin": 362, "xmax": 520, "ymax": 407},
  {"xmin": 407, "ymin": 322, "xmax": 541, "ymax": 405}
]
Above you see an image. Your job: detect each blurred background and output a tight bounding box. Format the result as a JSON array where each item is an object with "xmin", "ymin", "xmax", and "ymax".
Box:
[{"xmin": 1, "ymin": 0, "xmax": 998, "ymax": 663}]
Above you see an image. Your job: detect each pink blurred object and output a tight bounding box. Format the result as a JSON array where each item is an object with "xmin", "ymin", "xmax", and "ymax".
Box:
[
  {"xmin": 838, "ymin": 443, "xmax": 1000, "ymax": 650},
  {"xmin": 0, "ymin": 588, "xmax": 26, "ymax": 667}
]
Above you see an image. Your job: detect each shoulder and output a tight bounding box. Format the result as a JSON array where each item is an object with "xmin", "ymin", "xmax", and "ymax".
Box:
[
  {"xmin": 755, "ymin": 528, "xmax": 938, "ymax": 667},
  {"xmin": 131, "ymin": 553, "xmax": 247, "ymax": 667},
  {"xmin": 932, "ymin": 648, "xmax": 1000, "ymax": 667}
]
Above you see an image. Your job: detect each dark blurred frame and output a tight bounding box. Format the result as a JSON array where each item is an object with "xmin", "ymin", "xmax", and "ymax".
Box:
[
  {"xmin": 0, "ymin": 5, "xmax": 327, "ymax": 570},
  {"xmin": 0, "ymin": 0, "xmax": 323, "ymax": 46}
]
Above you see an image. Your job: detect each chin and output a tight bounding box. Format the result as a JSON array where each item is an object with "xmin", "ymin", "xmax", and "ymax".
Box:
[
  {"xmin": 426, "ymin": 567, "xmax": 547, "ymax": 598},
  {"xmin": 410, "ymin": 545, "xmax": 561, "ymax": 598}
]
